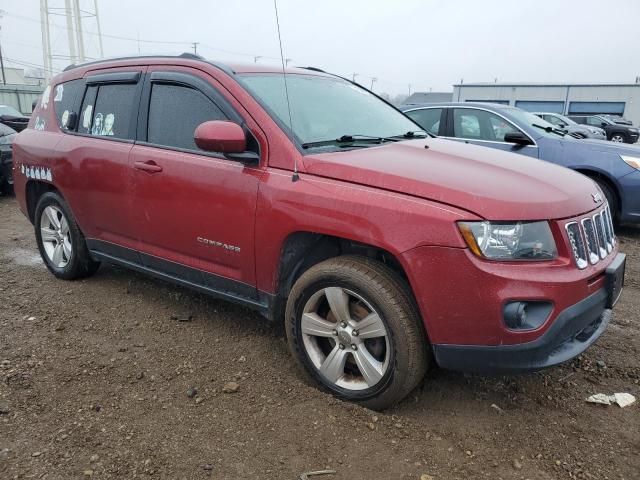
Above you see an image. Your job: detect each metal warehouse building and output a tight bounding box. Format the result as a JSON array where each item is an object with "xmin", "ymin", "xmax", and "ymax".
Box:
[{"xmin": 453, "ymin": 82, "xmax": 640, "ymax": 125}]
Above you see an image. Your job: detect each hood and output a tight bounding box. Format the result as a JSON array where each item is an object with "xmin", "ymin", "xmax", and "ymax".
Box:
[
  {"xmin": 568, "ymin": 137, "xmax": 640, "ymax": 155},
  {"xmin": 304, "ymin": 138, "xmax": 601, "ymax": 221}
]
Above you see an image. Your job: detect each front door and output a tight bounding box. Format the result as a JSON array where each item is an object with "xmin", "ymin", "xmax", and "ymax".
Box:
[{"xmin": 130, "ymin": 67, "xmax": 263, "ymax": 300}]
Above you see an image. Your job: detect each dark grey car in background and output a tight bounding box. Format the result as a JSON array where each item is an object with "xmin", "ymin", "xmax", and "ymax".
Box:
[
  {"xmin": 569, "ymin": 114, "xmax": 639, "ymax": 143},
  {"xmin": 533, "ymin": 112, "xmax": 606, "ymax": 140}
]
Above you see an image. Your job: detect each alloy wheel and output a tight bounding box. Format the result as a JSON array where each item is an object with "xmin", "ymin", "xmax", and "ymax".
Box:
[
  {"xmin": 40, "ymin": 205, "xmax": 72, "ymax": 268},
  {"xmin": 301, "ymin": 287, "xmax": 390, "ymax": 391},
  {"xmin": 611, "ymin": 135, "xmax": 624, "ymax": 142}
]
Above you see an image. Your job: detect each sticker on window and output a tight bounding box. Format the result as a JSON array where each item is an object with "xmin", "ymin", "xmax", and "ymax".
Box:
[
  {"xmin": 61, "ymin": 110, "xmax": 70, "ymax": 129},
  {"xmin": 54, "ymin": 84, "xmax": 64, "ymax": 102},
  {"xmin": 82, "ymin": 105, "xmax": 93, "ymax": 132},
  {"xmin": 103, "ymin": 113, "xmax": 115, "ymax": 136},
  {"xmin": 92, "ymin": 113, "xmax": 104, "ymax": 135}
]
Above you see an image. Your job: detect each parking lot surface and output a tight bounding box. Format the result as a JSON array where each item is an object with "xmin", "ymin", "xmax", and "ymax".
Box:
[{"xmin": 0, "ymin": 195, "xmax": 638, "ymax": 479}]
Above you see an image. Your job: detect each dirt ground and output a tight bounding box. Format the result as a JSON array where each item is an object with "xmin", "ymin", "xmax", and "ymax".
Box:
[{"xmin": 0, "ymin": 194, "xmax": 638, "ymax": 480}]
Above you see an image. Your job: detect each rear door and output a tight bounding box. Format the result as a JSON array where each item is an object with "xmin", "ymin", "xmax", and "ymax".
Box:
[
  {"xmin": 54, "ymin": 69, "xmax": 145, "ymax": 250},
  {"xmin": 129, "ymin": 67, "xmax": 264, "ymax": 300},
  {"xmin": 447, "ymin": 107, "xmax": 539, "ymax": 159}
]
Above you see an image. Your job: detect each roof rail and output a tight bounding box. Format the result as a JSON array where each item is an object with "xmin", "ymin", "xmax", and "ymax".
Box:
[
  {"xmin": 300, "ymin": 66, "xmax": 327, "ymax": 73},
  {"xmin": 62, "ymin": 53, "xmax": 234, "ymax": 76}
]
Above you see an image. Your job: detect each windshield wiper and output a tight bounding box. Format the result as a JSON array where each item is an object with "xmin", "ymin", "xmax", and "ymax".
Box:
[
  {"xmin": 301, "ymin": 134, "xmax": 398, "ymax": 149},
  {"xmin": 531, "ymin": 123, "xmax": 566, "ymax": 137}
]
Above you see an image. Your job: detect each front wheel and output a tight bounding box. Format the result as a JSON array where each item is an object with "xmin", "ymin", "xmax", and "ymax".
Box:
[
  {"xmin": 34, "ymin": 192, "xmax": 100, "ymax": 280},
  {"xmin": 285, "ymin": 256, "xmax": 429, "ymax": 410}
]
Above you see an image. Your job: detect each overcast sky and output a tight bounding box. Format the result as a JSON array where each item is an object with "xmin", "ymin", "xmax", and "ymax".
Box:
[{"xmin": 1, "ymin": 0, "xmax": 639, "ymax": 95}]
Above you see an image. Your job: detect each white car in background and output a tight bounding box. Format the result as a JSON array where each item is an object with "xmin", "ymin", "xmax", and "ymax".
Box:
[{"xmin": 533, "ymin": 112, "xmax": 606, "ymax": 140}]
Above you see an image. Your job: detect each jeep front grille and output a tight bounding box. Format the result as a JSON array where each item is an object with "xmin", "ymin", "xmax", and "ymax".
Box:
[{"xmin": 565, "ymin": 205, "xmax": 615, "ymax": 269}]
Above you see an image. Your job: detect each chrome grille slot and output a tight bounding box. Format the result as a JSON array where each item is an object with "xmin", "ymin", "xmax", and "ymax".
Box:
[
  {"xmin": 565, "ymin": 222, "xmax": 588, "ymax": 269},
  {"xmin": 603, "ymin": 207, "xmax": 614, "ymax": 252},
  {"xmin": 581, "ymin": 218, "xmax": 600, "ymax": 265},
  {"xmin": 593, "ymin": 213, "xmax": 607, "ymax": 259},
  {"xmin": 565, "ymin": 204, "xmax": 615, "ymax": 269}
]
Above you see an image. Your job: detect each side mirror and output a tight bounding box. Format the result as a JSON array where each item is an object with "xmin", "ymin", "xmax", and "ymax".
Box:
[
  {"xmin": 601, "ymin": 122, "xmax": 608, "ymax": 129},
  {"xmin": 504, "ymin": 131, "xmax": 533, "ymax": 146},
  {"xmin": 194, "ymin": 120, "xmax": 246, "ymax": 154}
]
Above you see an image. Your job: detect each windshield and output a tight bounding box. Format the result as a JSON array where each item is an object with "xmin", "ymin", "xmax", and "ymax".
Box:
[
  {"xmin": 0, "ymin": 105, "xmax": 24, "ymax": 117},
  {"xmin": 555, "ymin": 114, "xmax": 577, "ymax": 125},
  {"xmin": 239, "ymin": 73, "xmax": 421, "ymax": 147},
  {"xmin": 505, "ymin": 108, "xmax": 566, "ymax": 138}
]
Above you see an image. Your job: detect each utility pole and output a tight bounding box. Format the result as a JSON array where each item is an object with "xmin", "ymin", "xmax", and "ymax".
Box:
[
  {"xmin": 370, "ymin": 77, "xmax": 377, "ymax": 91},
  {"xmin": 192, "ymin": 42, "xmax": 199, "ymax": 55},
  {"xmin": 64, "ymin": 0, "xmax": 77, "ymax": 63},
  {"xmin": 254, "ymin": 56, "xmax": 262, "ymax": 63},
  {"xmin": 352, "ymin": 73, "xmax": 358, "ymax": 82},
  {"xmin": 93, "ymin": 0, "xmax": 104, "ymax": 57},
  {"xmin": 71, "ymin": 0, "xmax": 86, "ymax": 62},
  {"xmin": 40, "ymin": 0, "xmax": 53, "ymax": 80},
  {"xmin": 408, "ymin": 84, "xmax": 411, "ymax": 97},
  {"xmin": 285, "ymin": 58, "xmax": 292, "ymax": 66}
]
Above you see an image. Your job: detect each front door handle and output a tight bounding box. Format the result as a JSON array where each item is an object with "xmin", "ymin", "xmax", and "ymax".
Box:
[{"xmin": 133, "ymin": 160, "xmax": 163, "ymax": 173}]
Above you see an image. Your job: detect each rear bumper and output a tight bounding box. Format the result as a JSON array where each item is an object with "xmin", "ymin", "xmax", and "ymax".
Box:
[{"xmin": 432, "ymin": 287, "xmax": 610, "ymax": 374}]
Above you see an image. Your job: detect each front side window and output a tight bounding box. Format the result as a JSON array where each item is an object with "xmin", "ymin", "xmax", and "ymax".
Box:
[
  {"xmin": 453, "ymin": 108, "xmax": 520, "ymax": 141},
  {"xmin": 239, "ymin": 74, "xmax": 421, "ymax": 147},
  {"xmin": 405, "ymin": 108, "xmax": 442, "ymax": 135},
  {"xmin": 87, "ymin": 83, "xmax": 138, "ymax": 140},
  {"xmin": 545, "ymin": 115, "xmax": 566, "ymax": 127},
  {"xmin": 147, "ymin": 83, "xmax": 227, "ymax": 151}
]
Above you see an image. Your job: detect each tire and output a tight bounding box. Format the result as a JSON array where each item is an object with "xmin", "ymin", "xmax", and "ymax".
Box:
[
  {"xmin": 592, "ymin": 179, "xmax": 619, "ymax": 226},
  {"xmin": 285, "ymin": 255, "xmax": 429, "ymax": 410},
  {"xmin": 34, "ymin": 191, "xmax": 100, "ymax": 280},
  {"xmin": 0, "ymin": 179, "xmax": 12, "ymax": 196},
  {"xmin": 610, "ymin": 133, "xmax": 626, "ymax": 143}
]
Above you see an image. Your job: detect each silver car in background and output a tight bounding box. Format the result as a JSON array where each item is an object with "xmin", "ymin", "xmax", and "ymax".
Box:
[{"xmin": 534, "ymin": 112, "xmax": 607, "ymax": 140}]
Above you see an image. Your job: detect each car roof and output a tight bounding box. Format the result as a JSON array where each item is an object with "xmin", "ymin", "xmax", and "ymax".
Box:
[{"xmin": 62, "ymin": 53, "xmax": 334, "ymax": 79}]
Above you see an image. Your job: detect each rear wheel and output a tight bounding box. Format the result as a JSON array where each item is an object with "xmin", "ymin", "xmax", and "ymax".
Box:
[
  {"xmin": 34, "ymin": 192, "xmax": 100, "ymax": 280},
  {"xmin": 285, "ymin": 255, "xmax": 429, "ymax": 410},
  {"xmin": 611, "ymin": 133, "xmax": 626, "ymax": 143}
]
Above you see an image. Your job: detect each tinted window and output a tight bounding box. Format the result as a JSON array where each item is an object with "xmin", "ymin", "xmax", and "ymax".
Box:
[
  {"xmin": 453, "ymin": 108, "xmax": 520, "ymax": 141},
  {"xmin": 405, "ymin": 108, "xmax": 442, "ymax": 135},
  {"xmin": 53, "ymin": 79, "xmax": 84, "ymax": 130},
  {"xmin": 90, "ymin": 83, "xmax": 138, "ymax": 139},
  {"xmin": 79, "ymin": 85, "xmax": 98, "ymax": 134},
  {"xmin": 147, "ymin": 83, "xmax": 227, "ymax": 151}
]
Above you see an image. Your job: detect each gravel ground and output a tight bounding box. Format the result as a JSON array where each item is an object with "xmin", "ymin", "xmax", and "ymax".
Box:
[{"xmin": 0, "ymin": 194, "xmax": 638, "ymax": 480}]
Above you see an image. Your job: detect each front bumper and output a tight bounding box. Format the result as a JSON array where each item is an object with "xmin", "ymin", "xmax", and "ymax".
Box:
[{"xmin": 432, "ymin": 287, "xmax": 610, "ymax": 374}]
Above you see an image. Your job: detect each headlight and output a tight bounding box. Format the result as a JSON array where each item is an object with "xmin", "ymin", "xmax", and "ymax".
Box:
[
  {"xmin": 458, "ymin": 221, "xmax": 557, "ymax": 260},
  {"xmin": 621, "ymin": 155, "xmax": 640, "ymax": 170},
  {"xmin": 0, "ymin": 134, "xmax": 15, "ymax": 145}
]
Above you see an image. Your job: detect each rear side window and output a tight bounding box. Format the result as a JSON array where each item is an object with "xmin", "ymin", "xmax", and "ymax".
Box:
[
  {"xmin": 83, "ymin": 83, "xmax": 138, "ymax": 140},
  {"xmin": 147, "ymin": 83, "xmax": 227, "ymax": 151},
  {"xmin": 405, "ymin": 108, "xmax": 442, "ymax": 135},
  {"xmin": 53, "ymin": 79, "xmax": 84, "ymax": 130}
]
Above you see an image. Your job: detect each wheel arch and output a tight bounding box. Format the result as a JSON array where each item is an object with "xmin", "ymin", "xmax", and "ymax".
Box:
[
  {"xmin": 270, "ymin": 231, "xmax": 416, "ymax": 325},
  {"xmin": 25, "ymin": 180, "xmax": 61, "ymax": 224}
]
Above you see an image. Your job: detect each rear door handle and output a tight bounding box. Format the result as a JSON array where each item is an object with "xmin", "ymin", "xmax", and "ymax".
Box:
[{"xmin": 133, "ymin": 160, "xmax": 163, "ymax": 173}]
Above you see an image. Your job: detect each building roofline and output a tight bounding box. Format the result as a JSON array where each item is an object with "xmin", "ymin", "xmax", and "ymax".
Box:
[{"xmin": 454, "ymin": 82, "xmax": 640, "ymax": 88}]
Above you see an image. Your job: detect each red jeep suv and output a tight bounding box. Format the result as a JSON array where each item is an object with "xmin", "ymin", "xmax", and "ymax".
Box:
[{"xmin": 12, "ymin": 54, "xmax": 625, "ymax": 410}]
